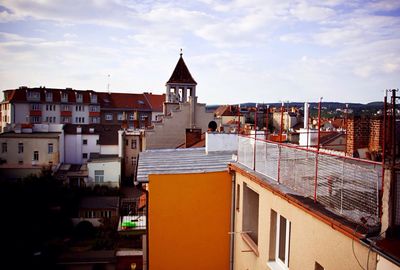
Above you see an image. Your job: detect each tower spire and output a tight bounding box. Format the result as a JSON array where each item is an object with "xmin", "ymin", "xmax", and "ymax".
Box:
[{"xmin": 180, "ymin": 48, "xmax": 183, "ymax": 57}]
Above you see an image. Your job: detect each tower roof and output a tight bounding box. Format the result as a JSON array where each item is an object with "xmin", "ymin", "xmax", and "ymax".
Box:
[{"xmin": 166, "ymin": 54, "xmax": 197, "ymax": 85}]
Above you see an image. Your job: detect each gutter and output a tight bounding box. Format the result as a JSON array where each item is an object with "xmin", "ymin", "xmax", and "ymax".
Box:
[{"xmin": 229, "ymin": 172, "xmax": 236, "ymax": 270}]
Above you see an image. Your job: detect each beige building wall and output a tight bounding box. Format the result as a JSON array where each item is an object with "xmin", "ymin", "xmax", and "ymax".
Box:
[
  {"xmin": 0, "ymin": 136, "xmax": 60, "ymax": 165},
  {"xmin": 124, "ymin": 133, "xmax": 141, "ymax": 178},
  {"xmin": 145, "ymin": 102, "xmax": 214, "ymax": 149},
  {"xmin": 234, "ymin": 172, "xmax": 377, "ymax": 270}
]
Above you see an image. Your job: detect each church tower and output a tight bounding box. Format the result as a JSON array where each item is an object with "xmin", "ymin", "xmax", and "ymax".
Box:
[{"xmin": 165, "ymin": 51, "xmax": 198, "ymax": 128}]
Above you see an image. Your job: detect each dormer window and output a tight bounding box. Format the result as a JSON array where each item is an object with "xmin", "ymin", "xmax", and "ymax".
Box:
[
  {"xmin": 27, "ymin": 91, "xmax": 40, "ymax": 101},
  {"xmin": 76, "ymin": 93, "xmax": 83, "ymax": 103},
  {"xmin": 138, "ymin": 100, "xmax": 144, "ymax": 105},
  {"xmin": 45, "ymin": 91, "xmax": 53, "ymax": 102},
  {"xmin": 61, "ymin": 92, "xmax": 68, "ymax": 103},
  {"xmin": 91, "ymin": 94, "xmax": 97, "ymax": 104}
]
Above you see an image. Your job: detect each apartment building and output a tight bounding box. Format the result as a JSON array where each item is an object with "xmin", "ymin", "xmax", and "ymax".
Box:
[
  {"xmin": 0, "ymin": 87, "xmax": 164, "ymax": 132},
  {"xmin": 98, "ymin": 92, "xmax": 152, "ymax": 128},
  {"xmin": 0, "ymin": 124, "xmax": 64, "ymax": 179},
  {"xmin": 230, "ymin": 135, "xmax": 399, "ymax": 270}
]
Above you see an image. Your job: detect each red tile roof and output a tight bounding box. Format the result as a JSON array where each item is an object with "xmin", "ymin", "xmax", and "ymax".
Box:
[
  {"xmin": 214, "ymin": 105, "xmax": 240, "ymax": 117},
  {"xmin": 166, "ymin": 55, "xmax": 197, "ymax": 85},
  {"xmin": 98, "ymin": 92, "xmax": 151, "ymax": 111},
  {"xmin": 143, "ymin": 93, "xmax": 165, "ymax": 112},
  {"xmin": 2, "ymin": 87, "xmax": 95, "ymax": 104}
]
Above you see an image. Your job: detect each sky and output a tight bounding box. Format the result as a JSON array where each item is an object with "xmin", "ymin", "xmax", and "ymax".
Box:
[{"xmin": 0, "ymin": 0, "xmax": 399, "ymax": 105}]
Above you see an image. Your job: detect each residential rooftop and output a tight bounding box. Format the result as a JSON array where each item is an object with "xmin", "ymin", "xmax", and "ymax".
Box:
[{"xmin": 137, "ymin": 147, "xmax": 235, "ymax": 183}]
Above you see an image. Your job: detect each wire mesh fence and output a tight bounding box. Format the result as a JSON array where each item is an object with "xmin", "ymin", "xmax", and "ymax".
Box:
[{"xmin": 238, "ymin": 135, "xmax": 382, "ymax": 226}]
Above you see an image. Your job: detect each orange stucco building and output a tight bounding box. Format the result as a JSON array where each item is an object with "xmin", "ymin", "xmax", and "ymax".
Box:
[{"xmin": 148, "ymin": 171, "xmax": 231, "ymax": 270}]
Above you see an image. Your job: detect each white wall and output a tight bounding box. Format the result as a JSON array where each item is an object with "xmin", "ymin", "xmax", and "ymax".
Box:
[
  {"xmin": 298, "ymin": 128, "xmax": 319, "ymax": 147},
  {"xmin": 65, "ymin": 134, "xmax": 81, "ymax": 164},
  {"xmin": 71, "ymin": 104, "xmax": 89, "ymax": 124},
  {"xmin": 206, "ymin": 132, "xmax": 238, "ymax": 153},
  {"xmin": 82, "ymin": 134, "xmax": 100, "ymax": 161},
  {"xmin": 42, "ymin": 104, "xmax": 60, "ymax": 123},
  {"xmin": 100, "ymin": 145, "xmax": 119, "ymax": 155},
  {"xmin": 87, "ymin": 160, "xmax": 121, "ymax": 187},
  {"xmin": 13, "ymin": 103, "xmax": 29, "ymax": 124},
  {"xmin": 65, "ymin": 133, "xmax": 100, "ymax": 164}
]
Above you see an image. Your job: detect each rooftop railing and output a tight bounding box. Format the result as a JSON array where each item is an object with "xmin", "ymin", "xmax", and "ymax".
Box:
[{"xmin": 238, "ymin": 135, "xmax": 382, "ymax": 227}]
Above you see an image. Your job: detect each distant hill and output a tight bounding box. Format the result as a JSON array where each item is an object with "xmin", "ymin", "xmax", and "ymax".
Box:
[{"xmin": 206, "ymin": 101, "xmax": 385, "ymax": 116}]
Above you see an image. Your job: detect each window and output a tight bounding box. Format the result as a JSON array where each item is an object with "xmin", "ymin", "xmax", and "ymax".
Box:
[
  {"xmin": 83, "ymin": 139, "xmax": 88, "ymax": 145},
  {"xmin": 45, "ymin": 92, "xmax": 52, "ymax": 102},
  {"xmin": 61, "ymin": 116, "xmax": 70, "ymax": 123},
  {"xmin": 90, "ymin": 105, "xmax": 99, "ymax": 112},
  {"xmin": 1, "ymin": 142, "xmax": 7, "ymax": 153},
  {"xmin": 105, "ymin": 114, "xmax": 113, "ymax": 121},
  {"xmin": 129, "ymin": 113, "xmax": 135, "ymax": 121},
  {"xmin": 131, "ymin": 139, "xmax": 137, "ymax": 149},
  {"xmin": 268, "ymin": 210, "xmax": 291, "ymax": 269},
  {"xmin": 61, "ymin": 93, "xmax": 68, "ymax": 102},
  {"xmin": 62, "ymin": 105, "xmax": 70, "ymax": 111},
  {"xmin": 46, "ymin": 104, "xmax": 55, "ymax": 111},
  {"xmin": 125, "ymin": 139, "xmax": 128, "ymax": 146},
  {"xmin": 94, "ymin": 170, "xmax": 104, "ymax": 183},
  {"xmin": 140, "ymin": 115, "xmax": 147, "ymax": 121},
  {"xmin": 27, "ymin": 91, "xmax": 40, "ymax": 100},
  {"xmin": 33, "ymin": 151, "xmax": 39, "ymax": 161},
  {"xmin": 31, "ymin": 116, "xmax": 41, "ymax": 123},
  {"xmin": 18, "ymin": 143, "xmax": 24, "ymax": 153},
  {"xmin": 131, "ymin": 156, "xmax": 136, "ymax": 166},
  {"xmin": 48, "ymin": 143, "xmax": 53, "ymax": 154},
  {"xmin": 31, "ymin": 103, "xmax": 40, "ymax": 110},
  {"xmin": 91, "ymin": 94, "xmax": 97, "ymax": 103},
  {"xmin": 242, "ymin": 183, "xmax": 259, "ymax": 245},
  {"xmin": 76, "ymin": 93, "xmax": 83, "ymax": 102},
  {"xmin": 32, "ymin": 116, "xmax": 40, "ymax": 123},
  {"xmin": 82, "ymin": 153, "xmax": 88, "ymax": 159},
  {"xmin": 96, "ymin": 139, "xmax": 100, "ymax": 145},
  {"xmin": 117, "ymin": 113, "xmax": 124, "ymax": 121},
  {"xmin": 236, "ymin": 184, "xmax": 240, "ymax": 211}
]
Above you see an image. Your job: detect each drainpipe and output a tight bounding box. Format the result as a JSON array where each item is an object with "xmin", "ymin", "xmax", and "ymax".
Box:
[{"xmin": 229, "ymin": 172, "xmax": 236, "ymax": 270}]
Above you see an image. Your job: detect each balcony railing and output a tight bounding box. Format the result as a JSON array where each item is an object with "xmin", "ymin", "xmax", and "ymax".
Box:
[{"xmin": 238, "ymin": 135, "xmax": 382, "ymax": 227}]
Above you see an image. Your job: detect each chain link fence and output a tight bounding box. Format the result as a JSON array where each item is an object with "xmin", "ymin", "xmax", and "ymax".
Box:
[{"xmin": 238, "ymin": 136, "xmax": 382, "ymax": 226}]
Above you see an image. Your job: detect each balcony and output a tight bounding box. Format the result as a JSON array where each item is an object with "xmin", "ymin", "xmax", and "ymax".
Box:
[
  {"xmin": 29, "ymin": 110, "xmax": 42, "ymax": 116},
  {"xmin": 61, "ymin": 111, "xmax": 72, "ymax": 117},
  {"xmin": 89, "ymin": 111, "xmax": 100, "ymax": 117},
  {"xmin": 237, "ymin": 135, "xmax": 382, "ymax": 227}
]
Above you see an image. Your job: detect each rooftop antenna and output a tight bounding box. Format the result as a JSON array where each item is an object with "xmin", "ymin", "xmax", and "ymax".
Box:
[
  {"xmin": 107, "ymin": 74, "xmax": 110, "ymax": 94},
  {"xmin": 180, "ymin": 48, "xmax": 183, "ymax": 57}
]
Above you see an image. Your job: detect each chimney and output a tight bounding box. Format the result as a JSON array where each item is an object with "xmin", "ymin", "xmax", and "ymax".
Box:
[{"xmin": 304, "ymin": 102, "xmax": 309, "ymax": 129}]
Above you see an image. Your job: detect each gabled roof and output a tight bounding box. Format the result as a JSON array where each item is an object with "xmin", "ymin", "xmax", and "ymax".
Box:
[
  {"xmin": 2, "ymin": 87, "xmax": 95, "ymax": 103},
  {"xmin": 98, "ymin": 92, "xmax": 151, "ymax": 111},
  {"xmin": 143, "ymin": 92, "xmax": 165, "ymax": 112},
  {"xmin": 214, "ymin": 105, "xmax": 240, "ymax": 117},
  {"xmin": 166, "ymin": 54, "xmax": 197, "ymax": 85}
]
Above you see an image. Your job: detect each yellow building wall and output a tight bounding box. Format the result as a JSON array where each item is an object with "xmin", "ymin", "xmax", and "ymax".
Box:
[
  {"xmin": 234, "ymin": 172, "xmax": 377, "ymax": 270},
  {"xmin": 148, "ymin": 171, "xmax": 231, "ymax": 270}
]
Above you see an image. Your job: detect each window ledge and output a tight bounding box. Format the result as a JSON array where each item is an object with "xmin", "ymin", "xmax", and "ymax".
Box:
[
  {"xmin": 267, "ymin": 261, "xmax": 287, "ymax": 270},
  {"xmin": 241, "ymin": 233, "xmax": 259, "ymax": 257}
]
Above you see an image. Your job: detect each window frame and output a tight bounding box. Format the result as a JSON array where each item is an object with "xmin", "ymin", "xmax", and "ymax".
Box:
[
  {"xmin": 1, "ymin": 142, "xmax": 7, "ymax": 153},
  {"xmin": 94, "ymin": 170, "xmax": 104, "ymax": 183},
  {"xmin": 48, "ymin": 143, "xmax": 53, "ymax": 154},
  {"xmin": 275, "ymin": 214, "xmax": 291, "ymax": 269},
  {"xmin": 33, "ymin": 151, "xmax": 39, "ymax": 161},
  {"xmin": 18, "ymin": 143, "xmax": 24, "ymax": 153}
]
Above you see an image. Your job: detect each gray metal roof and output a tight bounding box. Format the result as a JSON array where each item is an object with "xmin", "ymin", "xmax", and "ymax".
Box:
[{"xmin": 137, "ymin": 147, "xmax": 234, "ymax": 183}]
